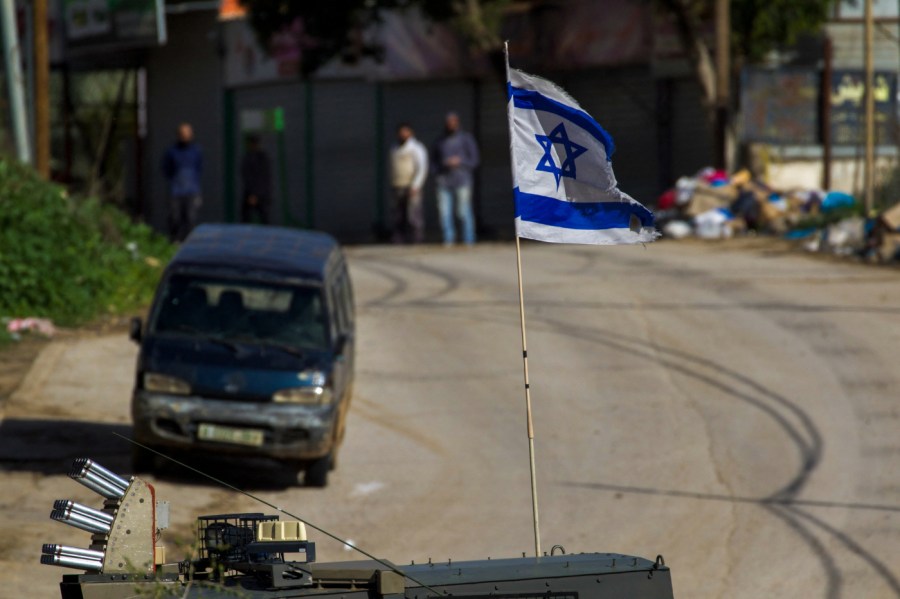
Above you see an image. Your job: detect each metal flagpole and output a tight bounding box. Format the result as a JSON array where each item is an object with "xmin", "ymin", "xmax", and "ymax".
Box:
[
  {"xmin": 1, "ymin": 0, "xmax": 32, "ymax": 163},
  {"xmin": 505, "ymin": 41, "xmax": 541, "ymax": 559},
  {"xmin": 515, "ymin": 235, "xmax": 542, "ymax": 558}
]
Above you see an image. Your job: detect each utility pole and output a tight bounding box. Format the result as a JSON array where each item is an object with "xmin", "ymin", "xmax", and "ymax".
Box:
[
  {"xmin": 1, "ymin": 0, "xmax": 31, "ymax": 163},
  {"xmin": 714, "ymin": 0, "xmax": 730, "ymax": 171},
  {"xmin": 863, "ymin": 0, "xmax": 874, "ymax": 213},
  {"xmin": 34, "ymin": 0, "xmax": 50, "ymax": 177},
  {"xmin": 822, "ymin": 36, "xmax": 833, "ymax": 190}
]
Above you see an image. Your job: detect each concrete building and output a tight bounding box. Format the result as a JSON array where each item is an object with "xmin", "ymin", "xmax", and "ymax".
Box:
[{"xmin": 139, "ymin": 1, "xmax": 714, "ymax": 242}]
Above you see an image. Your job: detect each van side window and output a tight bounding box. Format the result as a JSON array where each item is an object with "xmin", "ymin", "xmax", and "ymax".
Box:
[
  {"xmin": 331, "ymin": 281, "xmax": 344, "ymax": 335},
  {"xmin": 338, "ymin": 268, "xmax": 354, "ymax": 327},
  {"xmin": 331, "ymin": 268, "xmax": 354, "ymax": 334}
]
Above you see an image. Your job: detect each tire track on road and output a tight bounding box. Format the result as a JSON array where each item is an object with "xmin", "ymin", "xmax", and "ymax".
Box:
[
  {"xmin": 347, "ymin": 246, "xmax": 898, "ymax": 595},
  {"xmin": 351, "ymin": 396, "xmax": 447, "ymax": 457},
  {"xmin": 352, "ymin": 254, "xmax": 461, "ymax": 309},
  {"xmin": 524, "ymin": 310, "xmax": 900, "ymax": 597}
]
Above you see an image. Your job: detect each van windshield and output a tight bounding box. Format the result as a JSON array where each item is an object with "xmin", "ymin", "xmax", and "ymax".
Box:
[{"xmin": 148, "ymin": 274, "xmax": 329, "ymax": 350}]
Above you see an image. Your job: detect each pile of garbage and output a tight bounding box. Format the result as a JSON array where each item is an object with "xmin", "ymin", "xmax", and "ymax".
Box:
[
  {"xmin": 655, "ymin": 167, "xmax": 900, "ymax": 263},
  {"xmin": 3, "ymin": 317, "xmax": 56, "ymax": 341},
  {"xmin": 861, "ymin": 202, "xmax": 900, "ymax": 262}
]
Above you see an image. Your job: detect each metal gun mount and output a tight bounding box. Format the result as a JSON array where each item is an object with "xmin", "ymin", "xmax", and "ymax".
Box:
[
  {"xmin": 42, "ymin": 458, "xmax": 674, "ymax": 599},
  {"xmin": 42, "ymin": 458, "xmax": 164, "ymax": 575}
]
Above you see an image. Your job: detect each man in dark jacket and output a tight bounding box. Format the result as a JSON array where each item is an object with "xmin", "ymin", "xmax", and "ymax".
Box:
[
  {"xmin": 162, "ymin": 123, "xmax": 203, "ymax": 241},
  {"xmin": 240, "ymin": 134, "xmax": 273, "ymax": 224},
  {"xmin": 431, "ymin": 112, "xmax": 480, "ymax": 245}
]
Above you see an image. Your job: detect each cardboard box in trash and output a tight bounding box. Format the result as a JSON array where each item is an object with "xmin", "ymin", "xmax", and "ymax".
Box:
[
  {"xmin": 758, "ymin": 200, "xmax": 784, "ymax": 225},
  {"xmin": 685, "ymin": 183, "xmax": 737, "ymax": 217},
  {"xmin": 877, "ymin": 232, "xmax": 900, "ymax": 261},
  {"xmin": 880, "ymin": 202, "xmax": 900, "ymax": 231}
]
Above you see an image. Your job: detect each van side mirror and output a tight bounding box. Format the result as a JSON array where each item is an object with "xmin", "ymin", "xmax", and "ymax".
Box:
[
  {"xmin": 129, "ymin": 317, "xmax": 143, "ymax": 343},
  {"xmin": 334, "ymin": 332, "xmax": 349, "ymax": 356}
]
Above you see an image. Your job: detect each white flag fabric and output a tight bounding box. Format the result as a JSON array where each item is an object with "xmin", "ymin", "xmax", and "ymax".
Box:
[{"xmin": 507, "ymin": 65, "xmax": 658, "ymax": 245}]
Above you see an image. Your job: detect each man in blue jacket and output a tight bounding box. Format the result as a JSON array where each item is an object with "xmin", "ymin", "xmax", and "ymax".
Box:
[
  {"xmin": 162, "ymin": 123, "xmax": 203, "ymax": 241},
  {"xmin": 431, "ymin": 112, "xmax": 480, "ymax": 245}
]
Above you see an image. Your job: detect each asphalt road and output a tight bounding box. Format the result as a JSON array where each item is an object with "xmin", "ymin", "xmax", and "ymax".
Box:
[{"xmin": 1, "ymin": 240, "xmax": 899, "ymax": 598}]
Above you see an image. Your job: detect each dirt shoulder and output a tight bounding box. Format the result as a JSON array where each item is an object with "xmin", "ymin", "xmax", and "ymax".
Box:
[
  {"xmin": 0, "ymin": 337, "xmax": 49, "ymax": 405},
  {"xmin": 0, "ymin": 313, "xmax": 141, "ymax": 408}
]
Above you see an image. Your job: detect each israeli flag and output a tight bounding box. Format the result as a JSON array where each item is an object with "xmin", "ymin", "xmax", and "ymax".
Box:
[{"xmin": 507, "ymin": 66, "xmax": 658, "ymax": 245}]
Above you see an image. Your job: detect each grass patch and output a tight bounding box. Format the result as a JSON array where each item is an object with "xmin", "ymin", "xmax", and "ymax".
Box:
[{"xmin": 0, "ymin": 159, "xmax": 174, "ymax": 329}]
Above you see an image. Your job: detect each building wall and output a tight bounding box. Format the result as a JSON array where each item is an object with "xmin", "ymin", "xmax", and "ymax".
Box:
[
  {"xmin": 144, "ymin": 10, "xmax": 224, "ymax": 233},
  {"xmin": 143, "ymin": 13, "xmax": 714, "ymax": 242},
  {"xmin": 230, "ymin": 81, "xmax": 307, "ymax": 227},
  {"xmin": 766, "ymin": 153, "xmax": 898, "ymax": 195},
  {"xmin": 382, "ymin": 80, "xmax": 478, "ymax": 239},
  {"xmin": 826, "ymin": 21, "xmax": 900, "ymax": 71},
  {"xmin": 313, "ymin": 80, "xmax": 379, "ymax": 238},
  {"xmin": 224, "ymin": 69, "xmax": 709, "ymax": 242}
]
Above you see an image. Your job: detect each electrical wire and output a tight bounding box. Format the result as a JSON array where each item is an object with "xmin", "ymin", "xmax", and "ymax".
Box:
[{"xmin": 113, "ymin": 433, "xmax": 445, "ymax": 596}]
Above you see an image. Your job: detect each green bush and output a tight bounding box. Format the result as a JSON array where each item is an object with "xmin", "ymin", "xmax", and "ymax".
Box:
[{"xmin": 0, "ymin": 159, "xmax": 174, "ymax": 327}]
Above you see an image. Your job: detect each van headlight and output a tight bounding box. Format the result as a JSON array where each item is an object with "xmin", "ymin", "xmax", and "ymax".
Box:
[
  {"xmin": 144, "ymin": 372, "xmax": 191, "ymax": 395},
  {"xmin": 296, "ymin": 369, "xmax": 327, "ymax": 386},
  {"xmin": 273, "ymin": 386, "xmax": 333, "ymax": 405}
]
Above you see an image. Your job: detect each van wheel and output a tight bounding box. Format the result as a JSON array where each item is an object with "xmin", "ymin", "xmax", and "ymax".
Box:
[
  {"xmin": 305, "ymin": 453, "xmax": 332, "ymax": 488},
  {"xmin": 131, "ymin": 445, "xmax": 158, "ymax": 474}
]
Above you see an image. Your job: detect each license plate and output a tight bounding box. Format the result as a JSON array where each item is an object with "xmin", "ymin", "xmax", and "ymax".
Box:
[{"xmin": 197, "ymin": 423, "xmax": 265, "ymax": 447}]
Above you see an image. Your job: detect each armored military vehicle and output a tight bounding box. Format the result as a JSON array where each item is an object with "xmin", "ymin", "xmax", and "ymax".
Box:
[{"xmin": 42, "ymin": 458, "xmax": 674, "ymax": 598}]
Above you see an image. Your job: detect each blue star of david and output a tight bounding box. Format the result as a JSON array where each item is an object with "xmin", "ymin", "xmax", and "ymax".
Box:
[{"xmin": 534, "ymin": 122, "xmax": 588, "ymax": 189}]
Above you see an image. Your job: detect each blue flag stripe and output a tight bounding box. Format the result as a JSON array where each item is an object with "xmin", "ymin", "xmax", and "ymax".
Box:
[
  {"xmin": 507, "ymin": 83, "xmax": 616, "ymax": 160},
  {"xmin": 514, "ymin": 187, "xmax": 654, "ymax": 231}
]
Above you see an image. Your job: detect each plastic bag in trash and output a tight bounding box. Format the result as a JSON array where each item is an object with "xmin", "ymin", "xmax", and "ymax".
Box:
[
  {"xmin": 663, "ymin": 220, "xmax": 692, "ymax": 239},
  {"xmin": 822, "ymin": 191, "xmax": 855, "ymax": 212},
  {"xmin": 694, "ymin": 208, "xmax": 734, "ymax": 239},
  {"xmin": 675, "ymin": 177, "xmax": 697, "ymax": 205},
  {"xmin": 824, "ymin": 217, "xmax": 866, "ymax": 255}
]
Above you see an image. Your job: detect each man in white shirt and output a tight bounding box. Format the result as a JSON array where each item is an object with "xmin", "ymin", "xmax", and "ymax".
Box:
[{"xmin": 389, "ymin": 123, "xmax": 429, "ymax": 243}]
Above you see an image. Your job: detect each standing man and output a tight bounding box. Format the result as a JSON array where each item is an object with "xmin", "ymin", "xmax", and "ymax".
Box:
[
  {"xmin": 162, "ymin": 123, "xmax": 203, "ymax": 241},
  {"xmin": 389, "ymin": 123, "xmax": 428, "ymax": 243},
  {"xmin": 432, "ymin": 112, "xmax": 480, "ymax": 246},
  {"xmin": 240, "ymin": 134, "xmax": 273, "ymax": 224}
]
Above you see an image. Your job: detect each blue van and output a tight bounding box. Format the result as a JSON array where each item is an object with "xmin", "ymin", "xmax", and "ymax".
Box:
[{"xmin": 129, "ymin": 224, "xmax": 354, "ymax": 486}]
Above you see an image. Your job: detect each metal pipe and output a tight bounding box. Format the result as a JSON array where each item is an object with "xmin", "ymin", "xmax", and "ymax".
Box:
[
  {"xmin": 714, "ymin": 0, "xmax": 731, "ymax": 170},
  {"xmin": 52, "ymin": 507, "xmax": 112, "ymax": 534},
  {"xmin": 83, "ymin": 468, "xmax": 127, "ymax": 493},
  {"xmin": 59, "ymin": 504, "xmax": 112, "ymax": 529},
  {"xmin": 864, "ymin": 0, "xmax": 875, "ymax": 213},
  {"xmin": 40, "ymin": 553, "xmax": 103, "ymax": 570},
  {"xmin": 51, "ymin": 509, "xmax": 112, "ymax": 535},
  {"xmin": 42, "ymin": 544, "xmax": 105, "ymax": 561},
  {"xmin": 70, "ymin": 470, "xmax": 126, "ymax": 499},
  {"xmin": 53, "ymin": 500, "xmax": 115, "ymax": 524},
  {"xmin": 71, "ymin": 459, "xmax": 130, "ymax": 491},
  {"xmin": 822, "ymin": 36, "xmax": 833, "ymax": 190},
  {"xmin": 33, "ymin": 0, "xmax": 50, "ymax": 176},
  {"xmin": 85, "ymin": 460, "xmax": 131, "ymax": 491},
  {"xmin": 81, "ymin": 469, "xmax": 126, "ymax": 497},
  {"xmin": 0, "ymin": 0, "xmax": 32, "ymax": 162}
]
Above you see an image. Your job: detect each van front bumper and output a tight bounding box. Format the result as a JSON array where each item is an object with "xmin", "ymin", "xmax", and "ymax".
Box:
[{"xmin": 131, "ymin": 391, "xmax": 335, "ymax": 461}]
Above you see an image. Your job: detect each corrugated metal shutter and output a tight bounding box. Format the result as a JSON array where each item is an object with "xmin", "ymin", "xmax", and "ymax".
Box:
[
  {"xmin": 562, "ymin": 67, "xmax": 660, "ymax": 205},
  {"xmin": 670, "ymin": 78, "xmax": 714, "ymax": 180},
  {"xmin": 476, "ymin": 79, "xmax": 515, "ymax": 238},
  {"xmin": 313, "ymin": 81, "xmax": 377, "ymax": 239},
  {"xmin": 226, "ymin": 71, "xmax": 712, "ymax": 240},
  {"xmin": 383, "ymin": 81, "xmax": 475, "ymax": 239}
]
